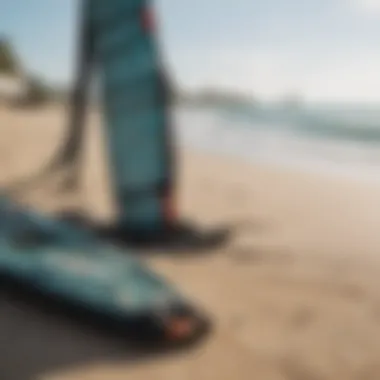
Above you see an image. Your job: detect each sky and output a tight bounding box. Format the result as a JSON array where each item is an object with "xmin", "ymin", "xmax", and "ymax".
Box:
[{"xmin": 1, "ymin": 0, "xmax": 380, "ymax": 103}]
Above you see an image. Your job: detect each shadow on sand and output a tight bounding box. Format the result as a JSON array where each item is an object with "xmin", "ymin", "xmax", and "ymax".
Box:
[
  {"xmin": 0, "ymin": 277, "xmax": 212, "ymax": 380},
  {"xmin": 57, "ymin": 211, "xmax": 233, "ymax": 255}
]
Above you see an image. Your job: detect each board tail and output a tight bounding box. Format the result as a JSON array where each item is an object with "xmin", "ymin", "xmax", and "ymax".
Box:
[{"xmin": 88, "ymin": 0, "xmax": 177, "ymax": 235}]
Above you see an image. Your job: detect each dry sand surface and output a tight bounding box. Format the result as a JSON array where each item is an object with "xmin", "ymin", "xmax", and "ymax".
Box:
[{"xmin": 2, "ymin": 106, "xmax": 380, "ymax": 379}]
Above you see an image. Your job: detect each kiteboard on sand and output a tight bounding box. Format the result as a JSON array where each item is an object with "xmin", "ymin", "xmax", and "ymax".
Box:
[{"xmin": 0, "ymin": 198, "xmax": 210, "ymax": 344}]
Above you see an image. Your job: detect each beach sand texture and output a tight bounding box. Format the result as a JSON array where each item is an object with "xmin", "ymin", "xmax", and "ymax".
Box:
[{"xmin": 1, "ymin": 106, "xmax": 380, "ymax": 380}]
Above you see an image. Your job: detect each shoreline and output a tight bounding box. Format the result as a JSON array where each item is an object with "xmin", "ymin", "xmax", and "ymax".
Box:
[
  {"xmin": 180, "ymin": 142, "xmax": 380, "ymax": 185},
  {"xmin": 174, "ymin": 106, "xmax": 380, "ymax": 186}
]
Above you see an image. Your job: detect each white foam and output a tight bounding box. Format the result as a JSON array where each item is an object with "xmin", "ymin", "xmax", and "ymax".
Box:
[{"xmin": 173, "ymin": 106, "xmax": 380, "ymax": 184}]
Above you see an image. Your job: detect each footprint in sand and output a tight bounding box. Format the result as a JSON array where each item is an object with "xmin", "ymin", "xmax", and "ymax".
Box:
[
  {"xmin": 232, "ymin": 272, "xmax": 378, "ymax": 376},
  {"xmin": 289, "ymin": 306, "xmax": 316, "ymax": 329},
  {"xmin": 231, "ymin": 245, "xmax": 294, "ymax": 265}
]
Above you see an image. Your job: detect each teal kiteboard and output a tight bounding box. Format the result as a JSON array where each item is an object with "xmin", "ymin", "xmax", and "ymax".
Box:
[{"xmin": 88, "ymin": 0, "xmax": 176, "ymax": 237}]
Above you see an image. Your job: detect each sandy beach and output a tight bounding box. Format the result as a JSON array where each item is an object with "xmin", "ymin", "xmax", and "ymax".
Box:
[{"xmin": 2, "ymin": 106, "xmax": 380, "ymax": 380}]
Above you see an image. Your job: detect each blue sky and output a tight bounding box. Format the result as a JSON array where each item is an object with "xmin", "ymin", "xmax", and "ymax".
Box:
[{"xmin": 1, "ymin": 0, "xmax": 380, "ymax": 102}]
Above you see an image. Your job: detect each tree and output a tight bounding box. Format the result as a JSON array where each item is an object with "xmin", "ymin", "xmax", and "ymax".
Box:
[
  {"xmin": 0, "ymin": 37, "xmax": 19, "ymax": 75},
  {"xmin": 24, "ymin": 76, "xmax": 52, "ymax": 105}
]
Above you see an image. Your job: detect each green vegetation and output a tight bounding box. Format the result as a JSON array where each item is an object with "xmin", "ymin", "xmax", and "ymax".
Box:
[
  {"xmin": 0, "ymin": 37, "xmax": 19, "ymax": 75},
  {"xmin": 24, "ymin": 76, "xmax": 53, "ymax": 105},
  {"xmin": 0, "ymin": 37, "xmax": 54, "ymax": 106}
]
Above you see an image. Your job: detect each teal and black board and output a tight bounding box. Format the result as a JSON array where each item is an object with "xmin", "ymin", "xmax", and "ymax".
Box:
[
  {"xmin": 87, "ymin": 0, "xmax": 175, "ymax": 235},
  {"xmin": 0, "ymin": 197, "xmax": 208, "ymax": 342}
]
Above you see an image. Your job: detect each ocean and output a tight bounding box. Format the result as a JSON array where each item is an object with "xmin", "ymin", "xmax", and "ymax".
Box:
[{"xmin": 174, "ymin": 104, "xmax": 380, "ymax": 183}]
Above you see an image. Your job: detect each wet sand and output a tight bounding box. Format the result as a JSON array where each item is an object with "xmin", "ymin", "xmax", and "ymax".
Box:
[{"xmin": 2, "ymin": 106, "xmax": 380, "ymax": 380}]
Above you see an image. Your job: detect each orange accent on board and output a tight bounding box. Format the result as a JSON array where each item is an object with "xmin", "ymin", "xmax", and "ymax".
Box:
[
  {"xmin": 165, "ymin": 317, "xmax": 196, "ymax": 341},
  {"xmin": 141, "ymin": 6, "xmax": 155, "ymax": 32},
  {"xmin": 162, "ymin": 193, "xmax": 177, "ymax": 225}
]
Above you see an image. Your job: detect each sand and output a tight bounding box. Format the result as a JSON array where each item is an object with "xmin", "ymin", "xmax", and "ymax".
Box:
[{"xmin": 2, "ymin": 106, "xmax": 380, "ymax": 380}]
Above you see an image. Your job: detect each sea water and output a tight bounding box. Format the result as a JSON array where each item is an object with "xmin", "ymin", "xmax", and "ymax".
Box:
[{"xmin": 173, "ymin": 104, "xmax": 380, "ymax": 183}]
